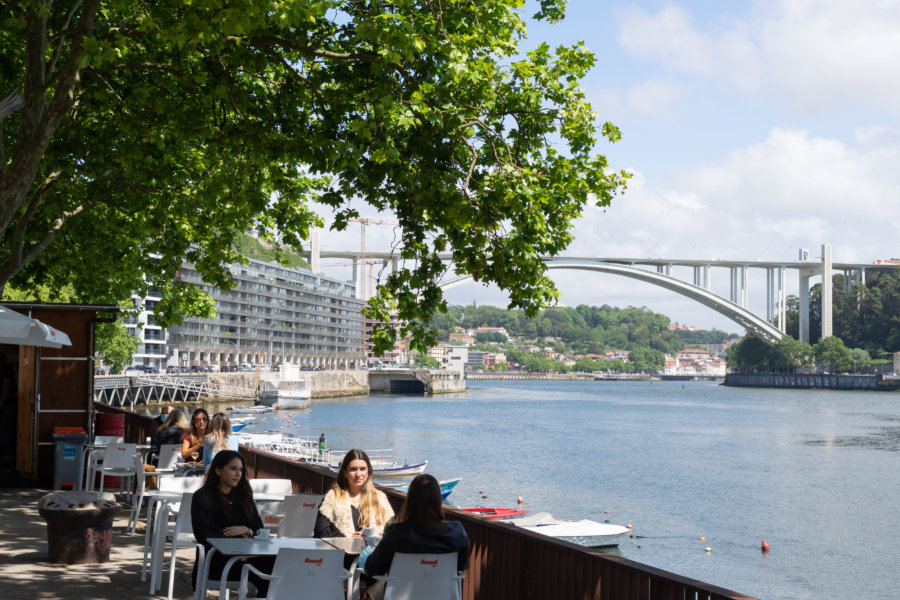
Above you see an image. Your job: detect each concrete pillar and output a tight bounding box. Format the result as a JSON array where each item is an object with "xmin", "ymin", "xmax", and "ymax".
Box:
[
  {"xmin": 778, "ymin": 267, "xmax": 786, "ymax": 333},
  {"xmin": 821, "ymin": 243, "xmax": 832, "ymax": 339},
  {"xmin": 353, "ymin": 257, "xmax": 363, "ymax": 300},
  {"xmin": 799, "ymin": 271, "xmax": 811, "ymax": 344},
  {"xmin": 766, "ymin": 268, "xmax": 775, "ymax": 322},
  {"xmin": 741, "ymin": 266, "xmax": 748, "ymax": 308},
  {"xmin": 730, "ymin": 268, "xmax": 739, "ymax": 303},
  {"xmin": 309, "ymin": 229, "xmax": 320, "ymax": 274}
]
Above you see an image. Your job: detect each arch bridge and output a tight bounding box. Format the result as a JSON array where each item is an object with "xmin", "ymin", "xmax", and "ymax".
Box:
[{"xmin": 308, "ymin": 241, "xmax": 896, "ymax": 345}]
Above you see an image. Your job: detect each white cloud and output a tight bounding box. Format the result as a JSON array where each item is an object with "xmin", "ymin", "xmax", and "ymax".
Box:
[
  {"xmin": 624, "ymin": 78, "xmax": 686, "ymax": 119},
  {"xmin": 616, "ymin": 0, "xmax": 900, "ymax": 112}
]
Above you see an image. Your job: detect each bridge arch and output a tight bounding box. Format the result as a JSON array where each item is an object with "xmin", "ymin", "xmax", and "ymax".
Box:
[{"xmin": 440, "ymin": 257, "xmax": 784, "ymax": 344}]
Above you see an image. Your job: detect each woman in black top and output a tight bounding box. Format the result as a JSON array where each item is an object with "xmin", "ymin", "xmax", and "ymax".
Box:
[
  {"xmin": 191, "ymin": 450, "xmax": 273, "ymax": 595},
  {"xmin": 364, "ymin": 474, "xmax": 469, "ymax": 598}
]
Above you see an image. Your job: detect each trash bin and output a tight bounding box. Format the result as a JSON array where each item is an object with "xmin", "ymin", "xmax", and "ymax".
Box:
[
  {"xmin": 52, "ymin": 427, "xmax": 88, "ymax": 490},
  {"xmin": 38, "ymin": 491, "xmax": 121, "ymax": 564}
]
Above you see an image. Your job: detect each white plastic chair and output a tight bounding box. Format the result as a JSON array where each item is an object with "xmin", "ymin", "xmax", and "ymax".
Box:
[
  {"xmin": 238, "ymin": 547, "xmax": 349, "ymax": 600},
  {"xmin": 155, "ymin": 443, "xmax": 184, "ymax": 473},
  {"xmin": 143, "ymin": 477, "xmax": 203, "ymax": 583},
  {"xmin": 150, "ymin": 492, "xmax": 197, "ymax": 600},
  {"xmin": 84, "ymin": 435, "xmax": 125, "ymax": 490},
  {"xmin": 249, "ymin": 478, "xmax": 293, "ymax": 521},
  {"xmin": 373, "ymin": 552, "xmax": 465, "ymax": 600},
  {"xmin": 97, "ymin": 443, "xmax": 137, "ymax": 496},
  {"xmin": 128, "ymin": 453, "xmax": 152, "ymax": 535},
  {"xmin": 274, "ymin": 494, "xmax": 323, "ymax": 538}
]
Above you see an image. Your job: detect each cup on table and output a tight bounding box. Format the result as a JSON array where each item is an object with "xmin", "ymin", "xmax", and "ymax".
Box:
[
  {"xmin": 362, "ymin": 527, "xmax": 380, "ymax": 547},
  {"xmin": 255, "ymin": 528, "xmax": 270, "ymax": 541}
]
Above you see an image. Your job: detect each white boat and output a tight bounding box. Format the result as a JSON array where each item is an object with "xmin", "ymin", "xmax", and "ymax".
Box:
[
  {"xmin": 501, "ymin": 512, "xmax": 631, "ymax": 548},
  {"xmin": 328, "ymin": 450, "xmax": 428, "ymax": 477},
  {"xmin": 258, "ymin": 378, "xmax": 311, "ymax": 409},
  {"xmin": 228, "ymin": 405, "xmax": 272, "ymax": 414}
]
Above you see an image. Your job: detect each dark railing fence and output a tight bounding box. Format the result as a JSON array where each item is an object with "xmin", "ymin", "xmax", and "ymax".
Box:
[{"xmin": 96, "ymin": 403, "xmax": 758, "ymax": 600}]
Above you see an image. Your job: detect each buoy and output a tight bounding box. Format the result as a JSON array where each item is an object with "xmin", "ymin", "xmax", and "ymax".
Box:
[
  {"xmin": 604, "ymin": 510, "xmax": 610, "ymax": 514},
  {"xmin": 700, "ymin": 536, "xmax": 706, "ymax": 541},
  {"xmin": 705, "ymin": 547, "xmax": 711, "ymax": 553},
  {"xmin": 761, "ymin": 539, "xmax": 770, "ymax": 552},
  {"xmin": 517, "ymin": 496, "xmax": 523, "ymax": 506},
  {"xmin": 626, "ymin": 523, "xmax": 632, "ymax": 529}
]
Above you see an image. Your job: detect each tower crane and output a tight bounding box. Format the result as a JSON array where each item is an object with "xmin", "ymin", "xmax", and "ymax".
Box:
[{"xmin": 347, "ymin": 217, "xmax": 399, "ymax": 299}]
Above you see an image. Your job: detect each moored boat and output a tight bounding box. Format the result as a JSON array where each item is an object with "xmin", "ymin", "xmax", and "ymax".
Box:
[
  {"xmin": 383, "ymin": 477, "xmax": 461, "ymax": 500},
  {"xmin": 500, "ymin": 511, "xmax": 630, "ymax": 548},
  {"xmin": 330, "ymin": 459, "xmax": 428, "ymax": 477},
  {"xmin": 463, "ymin": 507, "xmax": 529, "ymax": 519}
]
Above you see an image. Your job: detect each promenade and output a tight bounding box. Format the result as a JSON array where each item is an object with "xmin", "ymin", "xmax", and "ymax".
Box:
[{"xmin": 0, "ymin": 488, "xmax": 195, "ymax": 600}]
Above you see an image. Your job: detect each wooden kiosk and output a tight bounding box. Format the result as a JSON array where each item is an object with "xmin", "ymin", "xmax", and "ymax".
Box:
[{"xmin": 0, "ymin": 303, "xmax": 118, "ymax": 485}]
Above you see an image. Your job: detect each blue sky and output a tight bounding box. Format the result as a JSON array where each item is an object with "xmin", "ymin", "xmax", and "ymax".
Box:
[{"xmin": 315, "ymin": 1, "xmax": 900, "ymax": 334}]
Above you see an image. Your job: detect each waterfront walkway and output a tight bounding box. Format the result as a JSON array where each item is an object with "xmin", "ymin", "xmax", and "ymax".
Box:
[{"xmin": 0, "ymin": 488, "xmax": 195, "ymax": 599}]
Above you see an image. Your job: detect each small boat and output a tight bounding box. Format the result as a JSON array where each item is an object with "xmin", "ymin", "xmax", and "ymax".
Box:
[
  {"xmin": 384, "ymin": 478, "xmax": 461, "ymax": 500},
  {"xmin": 228, "ymin": 405, "xmax": 272, "ymax": 414},
  {"xmin": 258, "ymin": 378, "xmax": 312, "ymax": 409},
  {"xmin": 463, "ymin": 507, "xmax": 529, "ymax": 519},
  {"xmin": 330, "ymin": 460, "xmax": 428, "ymax": 477},
  {"xmin": 231, "ymin": 422, "xmax": 250, "ymax": 432},
  {"xmin": 501, "ymin": 512, "xmax": 630, "ymax": 548}
]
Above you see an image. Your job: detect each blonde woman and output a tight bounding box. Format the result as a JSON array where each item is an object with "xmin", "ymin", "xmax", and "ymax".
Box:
[
  {"xmin": 203, "ymin": 412, "xmax": 238, "ymax": 467},
  {"xmin": 315, "ymin": 449, "xmax": 394, "ymax": 539}
]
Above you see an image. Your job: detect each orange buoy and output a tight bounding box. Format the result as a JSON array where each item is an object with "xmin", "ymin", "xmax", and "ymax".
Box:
[{"xmin": 761, "ymin": 538, "xmax": 770, "ymax": 552}]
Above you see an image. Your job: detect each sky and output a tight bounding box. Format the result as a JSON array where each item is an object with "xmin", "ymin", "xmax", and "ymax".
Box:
[{"xmin": 312, "ymin": 0, "xmax": 900, "ymax": 334}]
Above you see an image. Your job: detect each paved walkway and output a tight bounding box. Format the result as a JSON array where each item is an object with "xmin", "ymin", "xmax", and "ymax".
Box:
[{"xmin": 0, "ymin": 488, "xmax": 196, "ymax": 599}]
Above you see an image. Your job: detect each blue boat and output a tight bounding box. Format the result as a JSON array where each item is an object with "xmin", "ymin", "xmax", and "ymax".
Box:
[{"xmin": 388, "ymin": 478, "xmax": 461, "ymax": 500}]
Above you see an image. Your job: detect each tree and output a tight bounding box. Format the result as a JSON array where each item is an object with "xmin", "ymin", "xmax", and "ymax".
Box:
[
  {"xmin": 813, "ymin": 336, "xmax": 852, "ymax": 373},
  {"xmin": 849, "ymin": 348, "xmax": 871, "ymax": 373},
  {"xmin": 726, "ymin": 336, "xmax": 770, "ymax": 373},
  {"xmin": 768, "ymin": 336, "xmax": 813, "ymax": 372},
  {"xmin": 414, "ymin": 354, "xmax": 439, "ymax": 369},
  {"xmin": 2, "ymin": 0, "xmax": 628, "ymax": 354},
  {"xmin": 94, "ymin": 320, "xmax": 137, "ymax": 373}
]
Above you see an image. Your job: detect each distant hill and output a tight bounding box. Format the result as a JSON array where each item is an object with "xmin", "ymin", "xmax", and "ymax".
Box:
[{"xmin": 235, "ymin": 233, "xmax": 308, "ymax": 270}]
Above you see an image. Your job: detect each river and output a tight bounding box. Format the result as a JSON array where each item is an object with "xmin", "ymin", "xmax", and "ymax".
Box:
[{"xmin": 223, "ymin": 380, "xmax": 900, "ymax": 599}]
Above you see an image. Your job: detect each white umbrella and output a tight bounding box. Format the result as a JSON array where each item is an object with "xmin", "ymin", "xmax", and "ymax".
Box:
[{"xmin": 0, "ymin": 305, "xmax": 72, "ymax": 348}]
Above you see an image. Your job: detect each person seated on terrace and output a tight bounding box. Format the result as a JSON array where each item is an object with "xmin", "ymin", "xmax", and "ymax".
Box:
[
  {"xmin": 203, "ymin": 412, "xmax": 239, "ymax": 467},
  {"xmin": 152, "ymin": 408, "xmax": 189, "ymax": 461},
  {"xmin": 363, "ymin": 473, "xmax": 469, "ymax": 600},
  {"xmin": 182, "ymin": 408, "xmax": 209, "ymax": 461},
  {"xmin": 191, "ymin": 450, "xmax": 273, "ymax": 595},
  {"xmin": 315, "ymin": 449, "xmax": 395, "ymax": 573}
]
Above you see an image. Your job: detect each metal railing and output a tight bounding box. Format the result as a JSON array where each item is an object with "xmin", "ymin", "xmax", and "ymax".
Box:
[{"xmin": 98, "ymin": 404, "xmax": 759, "ymax": 600}]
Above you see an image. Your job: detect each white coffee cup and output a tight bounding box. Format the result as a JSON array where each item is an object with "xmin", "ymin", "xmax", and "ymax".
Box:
[
  {"xmin": 362, "ymin": 526, "xmax": 379, "ymax": 545},
  {"xmin": 255, "ymin": 528, "xmax": 270, "ymax": 540}
]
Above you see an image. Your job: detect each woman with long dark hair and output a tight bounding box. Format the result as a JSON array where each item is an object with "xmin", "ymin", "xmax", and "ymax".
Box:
[
  {"xmin": 181, "ymin": 408, "xmax": 209, "ymax": 460},
  {"xmin": 191, "ymin": 450, "xmax": 273, "ymax": 594},
  {"xmin": 364, "ymin": 473, "xmax": 469, "ymax": 579},
  {"xmin": 314, "ymin": 448, "xmax": 394, "ymax": 540}
]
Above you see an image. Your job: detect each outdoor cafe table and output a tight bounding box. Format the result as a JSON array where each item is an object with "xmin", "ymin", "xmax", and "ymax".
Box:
[
  {"xmin": 195, "ymin": 536, "xmax": 339, "ymax": 600},
  {"xmin": 145, "ymin": 490, "xmax": 289, "ymax": 589}
]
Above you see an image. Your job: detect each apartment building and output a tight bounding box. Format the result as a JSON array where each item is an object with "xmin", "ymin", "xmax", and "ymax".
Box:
[{"xmin": 127, "ymin": 258, "xmax": 366, "ymax": 370}]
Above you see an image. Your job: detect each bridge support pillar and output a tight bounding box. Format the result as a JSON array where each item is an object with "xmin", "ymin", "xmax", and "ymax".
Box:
[
  {"xmin": 692, "ymin": 266, "xmax": 710, "ymax": 289},
  {"xmin": 821, "ymin": 244, "xmax": 832, "ymax": 339},
  {"xmin": 353, "ymin": 257, "xmax": 364, "ymax": 300},
  {"xmin": 729, "ymin": 267, "xmax": 748, "ymax": 307},
  {"xmin": 309, "ymin": 229, "xmax": 321, "ymax": 274},
  {"xmin": 766, "ymin": 267, "xmax": 787, "ymax": 332}
]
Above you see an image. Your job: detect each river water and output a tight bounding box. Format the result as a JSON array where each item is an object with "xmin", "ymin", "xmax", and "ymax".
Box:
[{"xmin": 231, "ymin": 380, "xmax": 900, "ymax": 599}]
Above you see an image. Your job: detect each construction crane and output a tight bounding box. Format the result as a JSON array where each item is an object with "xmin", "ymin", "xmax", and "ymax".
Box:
[{"xmin": 347, "ymin": 217, "xmax": 399, "ymax": 299}]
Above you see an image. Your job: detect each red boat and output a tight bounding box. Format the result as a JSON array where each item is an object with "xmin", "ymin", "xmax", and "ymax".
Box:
[{"xmin": 462, "ymin": 507, "xmax": 529, "ymax": 519}]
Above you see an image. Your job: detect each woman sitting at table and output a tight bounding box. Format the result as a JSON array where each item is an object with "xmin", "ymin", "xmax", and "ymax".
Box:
[
  {"xmin": 203, "ymin": 412, "xmax": 239, "ymax": 467},
  {"xmin": 315, "ymin": 449, "xmax": 394, "ymax": 540},
  {"xmin": 182, "ymin": 408, "xmax": 209, "ymax": 461},
  {"xmin": 363, "ymin": 474, "xmax": 469, "ymax": 599},
  {"xmin": 191, "ymin": 450, "xmax": 274, "ymax": 595},
  {"xmin": 152, "ymin": 409, "xmax": 189, "ymax": 461}
]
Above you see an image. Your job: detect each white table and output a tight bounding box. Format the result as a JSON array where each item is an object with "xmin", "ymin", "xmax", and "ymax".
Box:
[
  {"xmin": 144, "ymin": 489, "xmax": 287, "ymax": 586},
  {"xmin": 196, "ymin": 536, "xmax": 335, "ymax": 600}
]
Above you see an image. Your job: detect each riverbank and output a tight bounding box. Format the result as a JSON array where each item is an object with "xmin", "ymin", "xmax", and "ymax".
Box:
[{"xmin": 724, "ymin": 372, "xmax": 900, "ymax": 391}]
